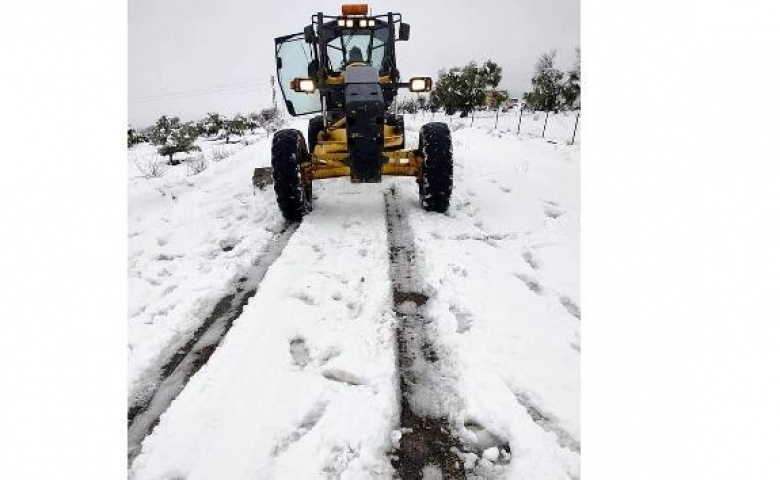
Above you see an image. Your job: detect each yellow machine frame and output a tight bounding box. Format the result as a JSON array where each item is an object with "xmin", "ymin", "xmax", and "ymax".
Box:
[
  {"xmin": 306, "ymin": 119, "xmax": 422, "ymax": 182},
  {"xmin": 302, "ymin": 71, "xmax": 424, "ymax": 183}
]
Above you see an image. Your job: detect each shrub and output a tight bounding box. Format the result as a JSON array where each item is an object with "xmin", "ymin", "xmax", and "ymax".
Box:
[
  {"xmin": 211, "ymin": 147, "xmax": 231, "ymax": 162},
  {"xmin": 186, "ymin": 153, "xmax": 209, "ymax": 176},
  {"xmin": 133, "ymin": 156, "xmax": 169, "ymax": 179}
]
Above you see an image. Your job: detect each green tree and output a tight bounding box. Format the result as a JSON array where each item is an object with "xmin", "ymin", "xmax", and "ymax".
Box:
[{"xmin": 149, "ymin": 116, "xmax": 200, "ymax": 165}]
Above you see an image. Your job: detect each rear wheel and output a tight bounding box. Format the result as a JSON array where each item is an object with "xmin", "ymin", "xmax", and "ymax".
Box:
[
  {"xmin": 272, "ymin": 129, "xmax": 311, "ymax": 221},
  {"xmin": 418, "ymin": 122, "xmax": 453, "ymax": 213},
  {"xmin": 307, "ymin": 115, "xmax": 324, "ymax": 153}
]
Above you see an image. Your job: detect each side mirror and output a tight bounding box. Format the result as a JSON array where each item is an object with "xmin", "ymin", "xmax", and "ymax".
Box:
[
  {"xmin": 304, "ymin": 25, "xmax": 316, "ymax": 43},
  {"xmin": 398, "ymin": 23, "xmax": 410, "ymax": 41}
]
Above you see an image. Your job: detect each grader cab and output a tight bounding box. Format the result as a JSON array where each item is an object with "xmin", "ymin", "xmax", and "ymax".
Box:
[{"xmin": 266, "ymin": 3, "xmax": 453, "ymax": 221}]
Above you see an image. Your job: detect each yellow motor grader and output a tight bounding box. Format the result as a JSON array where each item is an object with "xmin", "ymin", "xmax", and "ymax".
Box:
[{"xmin": 265, "ymin": 3, "xmax": 453, "ymax": 221}]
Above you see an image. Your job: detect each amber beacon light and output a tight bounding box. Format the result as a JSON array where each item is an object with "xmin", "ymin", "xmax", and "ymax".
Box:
[{"xmin": 341, "ymin": 4, "xmax": 369, "ymax": 16}]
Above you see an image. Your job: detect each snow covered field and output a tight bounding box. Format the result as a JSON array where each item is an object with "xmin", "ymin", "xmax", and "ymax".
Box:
[{"xmin": 128, "ymin": 113, "xmax": 580, "ymax": 479}]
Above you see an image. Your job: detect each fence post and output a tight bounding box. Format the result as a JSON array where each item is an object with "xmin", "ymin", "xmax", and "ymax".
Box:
[
  {"xmin": 569, "ymin": 112, "xmax": 580, "ymax": 145},
  {"xmin": 516, "ymin": 108, "xmax": 523, "ymax": 135},
  {"xmin": 542, "ymin": 110, "xmax": 550, "ymax": 138}
]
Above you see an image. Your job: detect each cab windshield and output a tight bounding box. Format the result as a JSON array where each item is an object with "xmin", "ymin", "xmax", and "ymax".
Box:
[{"xmin": 325, "ymin": 26, "xmax": 390, "ymax": 73}]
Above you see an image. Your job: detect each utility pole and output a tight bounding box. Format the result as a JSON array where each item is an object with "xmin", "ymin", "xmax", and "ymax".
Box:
[
  {"xmin": 271, "ymin": 75, "xmax": 278, "ymax": 113},
  {"xmin": 516, "ymin": 107, "xmax": 523, "ymax": 136}
]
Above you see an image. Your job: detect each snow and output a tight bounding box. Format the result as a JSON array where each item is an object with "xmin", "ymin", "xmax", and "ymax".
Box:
[
  {"xmin": 131, "ymin": 179, "xmax": 398, "ymax": 479},
  {"xmin": 128, "ymin": 112, "xmax": 580, "ymax": 478},
  {"xmin": 396, "ymin": 115, "xmax": 580, "ymax": 478},
  {"xmin": 483, "ymin": 446, "xmax": 500, "ymax": 462},
  {"xmin": 127, "ymin": 132, "xmax": 284, "ymax": 409}
]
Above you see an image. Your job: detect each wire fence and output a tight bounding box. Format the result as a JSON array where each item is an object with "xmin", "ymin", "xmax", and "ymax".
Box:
[{"xmin": 405, "ymin": 109, "xmax": 581, "ymax": 145}]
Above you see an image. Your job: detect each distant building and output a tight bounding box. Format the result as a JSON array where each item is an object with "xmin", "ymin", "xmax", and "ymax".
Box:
[
  {"xmin": 503, "ymin": 97, "xmax": 520, "ymax": 111},
  {"xmin": 483, "ymin": 89, "xmax": 509, "ymax": 107},
  {"xmin": 483, "ymin": 90, "xmax": 520, "ymax": 111}
]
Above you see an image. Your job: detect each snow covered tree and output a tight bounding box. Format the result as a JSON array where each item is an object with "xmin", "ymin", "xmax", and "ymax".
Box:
[
  {"xmin": 128, "ymin": 126, "xmax": 143, "ymax": 148},
  {"xmin": 202, "ymin": 112, "xmax": 226, "ymax": 138},
  {"xmin": 482, "ymin": 59, "xmax": 503, "ymax": 90},
  {"xmin": 149, "ymin": 116, "xmax": 200, "ymax": 165},
  {"xmin": 562, "ymin": 47, "xmax": 581, "ymax": 110},
  {"xmin": 263, "ymin": 108, "xmax": 283, "ymax": 134},
  {"xmin": 250, "ymin": 108, "xmax": 282, "ymax": 136},
  {"xmin": 522, "ymin": 51, "xmax": 565, "ymax": 112},
  {"xmin": 430, "ymin": 59, "xmax": 503, "ymax": 118},
  {"xmin": 247, "ymin": 112, "xmax": 261, "ymax": 133},
  {"xmin": 428, "ymin": 95, "xmax": 441, "ymax": 115},
  {"xmin": 400, "ymin": 98, "xmax": 418, "ymax": 114},
  {"xmin": 486, "ymin": 90, "xmax": 510, "ymax": 128},
  {"xmin": 458, "ymin": 61, "xmax": 488, "ymax": 118},
  {"xmin": 431, "ymin": 68, "xmax": 467, "ymax": 116},
  {"xmin": 224, "ymin": 114, "xmax": 249, "ymax": 143},
  {"xmin": 416, "ymin": 95, "xmax": 429, "ymax": 113}
]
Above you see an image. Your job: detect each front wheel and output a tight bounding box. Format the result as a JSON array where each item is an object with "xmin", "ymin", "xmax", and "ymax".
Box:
[
  {"xmin": 307, "ymin": 115, "xmax": 324, "ymax": 153},
  {"xmin": 271, "ymin": 129, "xmax": 311, "ymax": 221},
  {"xmin": 418, "ymin": 122, "xmax": 453, "ymax": 213}
]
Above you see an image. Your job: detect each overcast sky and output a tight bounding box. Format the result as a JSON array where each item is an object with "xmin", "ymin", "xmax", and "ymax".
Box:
[{"xmin": 129, "ymin": 0, "xmax": 579, "ymax": 127}]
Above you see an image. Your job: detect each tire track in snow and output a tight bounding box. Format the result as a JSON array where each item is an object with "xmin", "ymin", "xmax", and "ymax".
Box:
[
  {"xmin": 385, "ymin": 187, "xmax": 466, "ymax": 479},
  {"xmin": 513, "ymin": 391, "xmax": 580, "ymax": 454},
  {"xmin": 127, "ymin": 223, "xmax": 298, "ymax": 463}
]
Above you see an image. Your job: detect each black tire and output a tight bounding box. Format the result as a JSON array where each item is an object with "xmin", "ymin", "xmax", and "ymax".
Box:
[
  {"xmin": 272, "ymin": 129, "xmax": 311, "ymax": 221},
  {"xmin": 418, "ymin": 122, "xmax": 453, "ymax": 213},
  {"xmin": 307, "ymin": 115, "xmax": 324, "ymax": 153}
]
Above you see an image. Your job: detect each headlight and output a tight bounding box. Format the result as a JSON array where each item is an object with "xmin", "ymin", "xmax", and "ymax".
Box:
[
  {"xmin": 298, "ymin": 79, "xmax": 316, "ymax": 92},
  {"xmin": 338, "ymin": 19, "xmax": 346, "ymax": 27},
  {"xmin": 345, "ymin": 19, "xmax": 354, "ymax": 28},
  {"xmin": 368, "ymin": 19, "xmax": 375, "ymax": 27},
  {"xmin": 291, "ymin": 78, "xmax": 317, "ymax": 93},
  {"xmin": 409, "ymin": 77, "xmax": 432, "ymax": 93},
  {"xmin": 359, "ymin": 19, "xmax": 368, "ymax": 28}
]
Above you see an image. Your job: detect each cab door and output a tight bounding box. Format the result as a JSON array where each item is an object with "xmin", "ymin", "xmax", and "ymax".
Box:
[{"xmin": 275, "ymin": 33, "xmax": 320, "ymax": 116}]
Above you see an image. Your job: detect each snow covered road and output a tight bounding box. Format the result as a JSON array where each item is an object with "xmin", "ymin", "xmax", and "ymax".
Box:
[
  {"xmin": 131, "ymin": 181, "xmax": 399, "ymax": 479},
  {"xmin": 128, "ymin": 115, "xmax": 580, "ymax": 479}
]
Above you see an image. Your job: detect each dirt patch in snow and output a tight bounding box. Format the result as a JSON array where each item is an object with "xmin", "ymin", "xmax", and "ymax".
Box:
[{"xmin": 385, "ymin": 187, "xmax": 466, "ymax": 479}]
